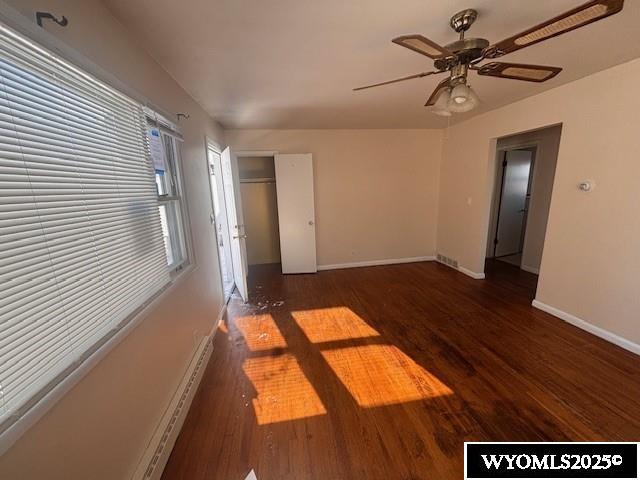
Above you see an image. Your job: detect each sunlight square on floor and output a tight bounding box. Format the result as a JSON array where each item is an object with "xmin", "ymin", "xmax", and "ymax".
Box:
[
  {"xmin": 242, "ymin": 353, "xmax": 327, "ymax": 424},
  {"xmin": 291, "ymin": 307, "xmax": 380, "ymax": 344},
  {"xmin": 321, "ymin": 344, "xmax": 453, "ymax": 407},
  {"xmin": 235, "ymin": 314, "xmax": 288, "ymax": 351}
]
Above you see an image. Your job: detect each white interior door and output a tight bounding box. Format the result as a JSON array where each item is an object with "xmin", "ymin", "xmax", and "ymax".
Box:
[
  {"xmin": 221, "ymin": 147, "xmax": 249, "ymax": 301},
  {"xmin": 207, "ymin": 148, "xmax": 235, "ymax": 300},
  {"xmin": 495, "ymin": 150, "xmax": 533, "ymax": 257},
  {"xmin": 274, "ymin": 154, "xmax": 317, "ymax": 274}
]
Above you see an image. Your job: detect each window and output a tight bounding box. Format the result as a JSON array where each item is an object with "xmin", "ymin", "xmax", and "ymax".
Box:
[
  {"xmin": 0, "ymin": 22, "xmax": 171, "ymax": 434},
  {"xmin": 146, "ymin": 121, "xmax": 188, "ymax": 271}
]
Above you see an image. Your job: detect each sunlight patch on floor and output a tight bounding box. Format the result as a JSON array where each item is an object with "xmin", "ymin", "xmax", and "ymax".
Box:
[
  {"xmin": 321, "ymin": 344, "xmax": 453, "ymax": 407},
  {"xmin": 243, "ymin": 354, "xmax": 327, "ymax": 424},
  {"xmin": 235, "ymin": 314, "xmax": 288, "ymax": 351},
  {"xmin": 292, "ymin": 307, "xmax": 380, "ymax": 344}
]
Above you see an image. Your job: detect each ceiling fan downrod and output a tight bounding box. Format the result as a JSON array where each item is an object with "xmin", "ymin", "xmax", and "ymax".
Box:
[
  {"xmin": 434, "ymin": 9, "xmax": 489, "ymax": 72},
  {"xmin": 450, "ymin": 8, "xmax": 478, "ymax": 39}
]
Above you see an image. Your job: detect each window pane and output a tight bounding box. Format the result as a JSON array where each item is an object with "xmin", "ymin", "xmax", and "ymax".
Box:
[
  {"xmin": 158, "ymin": 204, "xmax": 175, "ymax": 266},
  {"xmin": 155, "ymin": 171, "xmax": 169, "ymax": 196},
  {"xmin": 161, "ymin": 134, "xmax": 177, "ymax": 196},
  {"xmin": 150, "ymin": 126, "xmax": 187, "ymax": 270},
  {"xmin": 158, "ymin": 200, "xmax": 186, "ymax": 268},
  {"xmin": 147, "ymin": 127, "xmax": 176, "ymax": 197}
]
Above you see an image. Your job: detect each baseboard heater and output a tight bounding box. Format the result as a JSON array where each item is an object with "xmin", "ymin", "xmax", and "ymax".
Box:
[{"xmin": 133, "ymin": 336, "xmax": 213, "ymax": 480}]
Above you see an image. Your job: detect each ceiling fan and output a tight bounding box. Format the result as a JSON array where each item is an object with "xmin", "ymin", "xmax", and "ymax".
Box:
[{"xmin": 354, "ymin": 0, "xmax": 625, "ymax": 116}]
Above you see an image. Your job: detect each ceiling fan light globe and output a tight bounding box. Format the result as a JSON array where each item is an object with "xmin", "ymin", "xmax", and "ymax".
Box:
[
  {"xmin": 430, "ymin": 87, "xmax": 452, "ymax": 116},
  {"xmin": 450, "ymin": 83, "xmax": 469, "ymax": 104},
  {"xmin": 448, "ymin": 85, "xmax": 479, "ymax": 113}
]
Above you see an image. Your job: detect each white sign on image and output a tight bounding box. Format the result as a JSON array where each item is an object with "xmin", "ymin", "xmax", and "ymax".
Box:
[{"xmin": 148, "ymin": 127, "xmax": 166, "ymax": 172}]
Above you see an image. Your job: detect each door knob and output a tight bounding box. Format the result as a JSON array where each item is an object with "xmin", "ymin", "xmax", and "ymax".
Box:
[
  {"xmin": 308, "ymin": 220, "xmax": 314, "ymax": 226},
  {"xmin": 233, "ymin": 234, "xmax": 247, "ymax": 239}
]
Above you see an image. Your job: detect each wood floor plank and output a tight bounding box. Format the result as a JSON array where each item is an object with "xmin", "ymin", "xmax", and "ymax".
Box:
[{"xmin": 161, "ymin": 260, "xmax": 640, "ymax": 480}]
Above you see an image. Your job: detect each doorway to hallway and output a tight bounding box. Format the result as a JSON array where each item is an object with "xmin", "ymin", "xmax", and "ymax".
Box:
[{"xmin": 485, "ymin": 124, "xmax": 562, "ymax": 291}]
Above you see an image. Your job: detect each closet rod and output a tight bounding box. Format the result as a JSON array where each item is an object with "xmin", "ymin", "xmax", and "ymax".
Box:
[{"xmin": 240, "ymin": 177, "xmax": 276, "ymax": 184}]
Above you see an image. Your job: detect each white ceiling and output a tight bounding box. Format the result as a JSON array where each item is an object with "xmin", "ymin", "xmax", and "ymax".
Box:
[{"xmin": 104, "ymin": 0, "xmax": 640, "ymax": 129}]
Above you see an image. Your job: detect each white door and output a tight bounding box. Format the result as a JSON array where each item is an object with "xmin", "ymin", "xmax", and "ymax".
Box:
[
  {"xmin": 495, "ymin": 150, "xmax": 533, "ymax": 257},
  {"xmin": 221, "ymin": 147, "xmax": 249, "ymax": 301},
  {"xmin": 207, "ymin": 148, "xmax": 234, "ymax": 300},
  {"xmin": 274, "ymin": 154, "xmax": 317, "ymax": 274}
]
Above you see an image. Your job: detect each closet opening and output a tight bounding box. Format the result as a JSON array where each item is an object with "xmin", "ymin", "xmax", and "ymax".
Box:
[{"xmin": 238, "ymin": 155, "xmax": 282, "ymax": 289}]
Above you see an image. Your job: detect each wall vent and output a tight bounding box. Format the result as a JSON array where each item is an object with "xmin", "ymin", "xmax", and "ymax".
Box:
[{"xmin": 437, "ymin": 253, "xmax": 459, "ymax": 270}]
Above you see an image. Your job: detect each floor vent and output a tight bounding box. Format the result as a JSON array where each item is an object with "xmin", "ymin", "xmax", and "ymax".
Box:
[
  {"xmin": 135, "ymin": 338, "xmax": 213, "ymax": 480},
  {"xmin": 437, "ymin": 253, "xmax": 459, "ymax": 269}
]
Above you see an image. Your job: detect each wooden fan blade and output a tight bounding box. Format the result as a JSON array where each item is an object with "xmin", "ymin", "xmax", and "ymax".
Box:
[
  {"xmin": 475, "ymin": 62, "xmax": 562, "ymax": 82},
  {"xmin": 353, "ymin": 71, "xmax": 438, "ymax": 91},
  {"xmin": 392, "ymin": 35, "xmax": 453, "ymax": 59},
  {"xmin": 425, "ymin": 78, "xmax": 451, "ymax": 106},
  {"xmin": 484, "ymin": 0, "xmax": 624, "ymax": 59}
]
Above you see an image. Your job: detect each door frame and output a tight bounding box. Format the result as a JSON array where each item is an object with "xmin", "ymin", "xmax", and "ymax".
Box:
[
  {"xmin": 205, "ymin": 137, "xmax": 235, "ymax": 301},
  {"xmin": 235, "ymin": 150, "xmax": 279, "ymax": 157},
  {"xmin": 480, "ymin": 123, "xmax": 563, "ymax": 285},
  {"xmin": 235, "ymin": 151, "xmax": 283, "ymax": 272},
  {"xmin": 492, "ymin": 146, "xmax": 537, "ymax": 259}
]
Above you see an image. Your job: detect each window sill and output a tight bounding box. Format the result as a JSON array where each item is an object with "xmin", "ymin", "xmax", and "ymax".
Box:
[{"xmin": 169, "ymin": 260, "xmax": 196, "ymax": 282}]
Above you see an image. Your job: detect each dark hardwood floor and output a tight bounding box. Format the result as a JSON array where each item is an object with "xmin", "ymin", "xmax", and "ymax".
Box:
[{"xmin": 162, "ymin": 260, "xmax": 640, "ymax": 480}]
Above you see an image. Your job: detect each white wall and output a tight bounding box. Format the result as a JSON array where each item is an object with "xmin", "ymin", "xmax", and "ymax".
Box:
[
  {"xmin": 0, "ymin": 1, "xmax": 226, "ymax": 479},
  {"xmin": 437, "ymin": 58, "xmax": 640, "ymax": 346},
  {"xmin": 226, "ymin": 129, "xmax": 443, "ymax": 267},
  {"xmin": 240, "ymin": 182, "xmax": 281, "ymax": 265}
]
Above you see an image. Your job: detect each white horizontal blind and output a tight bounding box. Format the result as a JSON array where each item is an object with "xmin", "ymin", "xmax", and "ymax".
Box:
[{"xmin": 0, "ymin": 23, "xmax": 170, "ymax": 430}]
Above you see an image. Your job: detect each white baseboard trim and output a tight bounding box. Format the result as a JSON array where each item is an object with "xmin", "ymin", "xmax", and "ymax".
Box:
[
  {"xmin": 458, "ymin": 266, "xmax": 486, "ymax": 280},
  {"xmin": 317, "ymin": 256, "xmax": 435, "ymax": 271},
  {"xmin": 532, "ymin": 300, "xmax": 640, "ymax": 356},
  {"xmin": 133, "ymin": 303, "xmax": 226, "ymax": 480},
  {"xmin": 521, "ymin": 264, "xmax": 540, "ymax": 275}
]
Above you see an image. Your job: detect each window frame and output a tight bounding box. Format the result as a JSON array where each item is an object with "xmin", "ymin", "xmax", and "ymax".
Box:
[
  {"xmin": 146, "ymin": 114, "xmax": 193, "ymax": 275},
  {"xmin": 0, "ymin": 4, "xmax": 198, "ymax": 455}
]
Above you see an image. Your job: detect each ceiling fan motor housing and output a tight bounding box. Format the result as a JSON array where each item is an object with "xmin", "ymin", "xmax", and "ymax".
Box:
[
  {"xmin": 434, "ymin": 8, "xmax": 490, "ymax": 71},
  {"xmin": 434, "ymin": 37, "xmax": 490, "ymax": 71}
]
